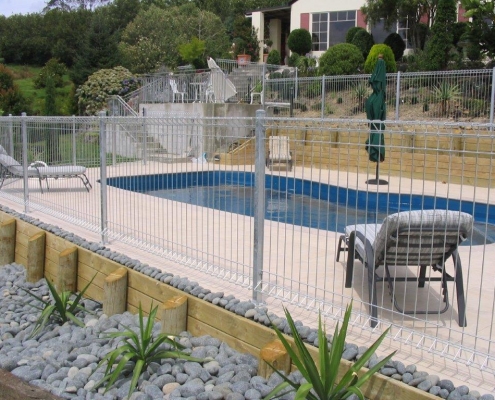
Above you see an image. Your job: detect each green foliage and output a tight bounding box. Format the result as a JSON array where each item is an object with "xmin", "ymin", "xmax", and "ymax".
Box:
[
  {"xmin": 432, "ymin": 81, "xmax": 461, "ymax": 116},
  {"xmin": 364, "ymin": 44, "xmax": 397, "ymax": 73},
  {"xmin": 34, "ymin": 58, "xmax": 67, "ymax": 89},
  {"xmin": 94, "ymin": 303, "xmax": 202, "ymax": 398},
  {"xmin": 346, "ymin": 27, "xmax": 366, "ymax": 44},
  {"xmin": 76, "ymin": 66, "xmax": 139, "ymax": 115},
  {"xmin": 351, "ymin": 29, "xmax": 374, "ymax": 59},
  {"xmin": 0, "ymin": 64, "xmax": 15, "ymax": 91},
  {"xmin": 319, "ymin": 43, "xmax": 364, "ymax": 76},
  {"xmin": 179, "ymin": 37, "xmax": 207, "ymax": 69},
  {"xmin": 232, "ymin": 15, "xmax": 260, "ymax": 61},
  {"xmin": 288, "ymin": 52, "xmax": 300, "ymax": 67},
  {"xmin": 0, "ymin": 65, "xmax": 31, "ymax": 116},
  {"xmin": 266, "ymin": 49, "xmax": 281, "ymax": 65},
  {"xmin": 120, "ymin": 4, "xmax": 229, "ymax": 73},
  {"xmin": 296, "ymin": 55, "xmax": 318, "ymax": 77},
  {"xmin": 462, "ymin": 0, "xmax": 495, "ymax": 60},
  {"xmin": 424, "ymin": 0, "xmax": 457, "ymax": 70},
  {"xmin": 264, "ymin": 303, "xmax": 395, "ymax": 400},
  {"xmin": 287, "ymin": 28, "xmax": 312, "ymax": 56},
  {"xmin": 384, "ymin": 33, "xmax": 406, "ymax": 61},
  {"xmin": 21, "ymin": 274, "xmax": 96, "ymax": 338}
]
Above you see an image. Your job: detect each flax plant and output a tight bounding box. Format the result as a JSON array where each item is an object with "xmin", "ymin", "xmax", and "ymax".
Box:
[
  {"xmin": 94, "ymin": 303, "xmax": 202, "ymax": 398},
  {"xmin": 264, "ymin": 303, "xmax": 395, "ymax": 400},
  {"xmin": 21, "ymin": 274, "xmax": 96, "ymax": 338}
]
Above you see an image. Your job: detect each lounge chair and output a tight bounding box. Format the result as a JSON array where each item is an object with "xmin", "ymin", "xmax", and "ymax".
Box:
[
  {"xmin": 340, "ymin": 210, "xmax": 472, "ymax": 327},
  {"xmin": 266, "ymin": 136, "xmax": 292, "ymax": 171},
  {"xmin": 0, "ymin": 146, "xmax": 92, "ymax": 193}
]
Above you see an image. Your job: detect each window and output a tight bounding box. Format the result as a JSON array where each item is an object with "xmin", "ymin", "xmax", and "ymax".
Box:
[
  {"xmin": 329, "ymin": 10, "xmax": 356, "ymax": 46},
  {"xmin": 371, "ymin": 19, "xmax": 397, "ymax": 44},
  {"xmin": 312, "ymin": 10, "xmax": 356, "ymax": 51},
  {"xmin": 312, "ymin": 13, "xmax": 328, "ymax": 51}
]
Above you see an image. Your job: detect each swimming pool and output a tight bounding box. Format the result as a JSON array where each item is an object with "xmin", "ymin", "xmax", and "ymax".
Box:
[{"xmin": 106, "ymin": 171, "xmax": 495, "ymax": 245}]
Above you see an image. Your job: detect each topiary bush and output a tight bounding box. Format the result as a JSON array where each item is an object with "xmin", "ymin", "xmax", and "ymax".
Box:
[
  {"xmin": 346, "ymin": 27, "xmax": 366, "ymax": 44},
  {"xmin": 287, "ymin": 28, "xmax": 312, "ymax": 56},
  {"xmin": 351, "ymin": 29, "xmax": 374, "ymax": 59},
  {"xmin": 76, "ymin": 66, "xmax": 139, "ymax": 116},
  {"xmin": 318, "ymin": 43, "xmax": 364, "ymax": 76},
  {"xmin": 384, "ymin": 33, "xmax": 406, "ymax": 61},
  {"xmin": 266, "ymin": 49, "xmax": 281, "ymax": 65},
  {"xmin": 364, "ymin": 44, "xmax": 397, "ymax": 73}
]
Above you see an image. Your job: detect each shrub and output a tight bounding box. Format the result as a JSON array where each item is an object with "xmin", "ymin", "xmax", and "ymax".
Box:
[
  {"xmin": 319, "ymin": 43, "xmax": 364, "ymax": 76},
  {"xmin": 346, "ymin": 27, "xmax": 366, "ymax": 44},
  {"xmin": 351, "ymin": 29, "xmax": 374, "ymax": 59},
  {"xmin": 34, "ymin": 58, "xmax": 67, "ymax": 89},
  {"xmin": 266, "ymin": 49, "xmax": 281, "ymax": 65},
  {"xmin": 364, "ymin": 44, "xmax": 397, "ymax": 73},
  {"xmin": 0, "ymin": 65, "xmax": 31, "ymax": 116},
  {"xmin": 295, "ymin": 54, "xmax": 318, "ymax": 77},
  {"xmin": 288, "ymin": 52, "xmax": 300, "ymax": 67},
  {"xmin": 384, "ymin": 33, "xmax": 406, "ymax": 61},
  {"xmin": 287, "ymin": 28, "xmax": 312, "ymax": 55},
  {"xmin": 76, "ymin": 66, "xmax": 139, "ymax": 115}
]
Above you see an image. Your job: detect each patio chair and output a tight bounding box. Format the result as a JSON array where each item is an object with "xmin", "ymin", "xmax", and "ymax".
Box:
[
  {"xmin": 266, "ymin": 136, "xmax": 292, "ymax": 171},
  {"xmin": 342, "ymin": 210, "xmax": 472, "ymax": 328},
  {"xmin": 0, "ymin": 146, "xmax": 92, "ymax": 193},
  {"xmin": 170, "ymin": 79, "xmax": 186, "ymax": 103}
]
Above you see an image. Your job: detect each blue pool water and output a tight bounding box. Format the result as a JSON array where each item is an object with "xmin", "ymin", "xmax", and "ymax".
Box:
[{"xmin": 106, "ymin": 171, "xmax": 495, "ymax": 245}]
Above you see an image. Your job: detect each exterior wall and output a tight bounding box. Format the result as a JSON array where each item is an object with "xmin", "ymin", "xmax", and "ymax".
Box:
[{"xmin": 251, "ymin": 12, "xmax": 265, "ymax": 65}]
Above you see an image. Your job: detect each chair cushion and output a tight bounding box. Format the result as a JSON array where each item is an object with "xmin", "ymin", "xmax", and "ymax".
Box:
[
  {"xmin": 345, "ymin": 210, "xmax": 473, "ymax": 265},
  {"xmin": 35, "ymin": 165, "xmax": 87, "ymax": 177},
  {"xmin": 374, "ymin": 210, "xmax": 473, "ymax": 264},
  {"xmin": 0, "ymin": 153, "xmax": 23, "ymax": 175}
]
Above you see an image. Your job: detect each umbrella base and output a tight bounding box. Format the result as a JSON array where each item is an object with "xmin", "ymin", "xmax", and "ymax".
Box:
[{"xmin": 366, "ymin": 178, "xmax": 389, "ymax": 185}]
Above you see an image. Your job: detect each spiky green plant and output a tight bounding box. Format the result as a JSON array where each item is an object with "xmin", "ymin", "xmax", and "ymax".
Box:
[
  {"xmin": 432, "ymin": 82, "xmax": 461, "ymax": 116},
  {"xmin": 264, "ymin": 303, "xmax": 395, "ymax": 400},
  {"xmin": 94, "ymin": 303, "xmax": 202, "ymax": 398},
  {"xmin": 21, "ymin": 274, "xmax": 96, "ymax": 338}
]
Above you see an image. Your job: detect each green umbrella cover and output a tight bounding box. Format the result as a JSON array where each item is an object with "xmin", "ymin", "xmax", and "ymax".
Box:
[{"xmin": 365, "ymin": 57, "xmax": 386, "ymax": 163}]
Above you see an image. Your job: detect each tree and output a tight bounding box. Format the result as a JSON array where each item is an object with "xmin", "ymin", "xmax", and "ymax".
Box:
[
  {"xmin": 43, "ymin": 0, "xmax": 111, "ymax": 11},
  {"xmin": 119, "ymin": 4, "xmax": 229, "ymax": 73},
  {"xmin": 361, "ymin": 0, "xmax": 438, "ymax": 50},
  {"xmin": 179, "ymin": 37, "xmax": 207, "ymax": 69},
  {"xmin": 0, "ymin": 65, "xmax": 31, "ymax": 116},
  {"xmin": 424, "ymin": 0, "xmax": 456, "ymax": 70},
  {"xmin": 461, "ymin": 0, "xmax": 495, "ymax": 61},
  {"xmin": 44, "ymin": 74, "xmax": 60, "ymax": 162}
]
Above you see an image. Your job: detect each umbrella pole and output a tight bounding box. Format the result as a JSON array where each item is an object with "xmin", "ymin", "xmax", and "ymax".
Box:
[{"xmin": 366, "ymin": 162, "xmax": 388, "ymax": 185}]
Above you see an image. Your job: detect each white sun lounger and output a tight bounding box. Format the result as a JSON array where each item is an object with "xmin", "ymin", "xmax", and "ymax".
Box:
[{"xmin": 0, "ymin": 146, "xmax": 92, "ymax": 193}]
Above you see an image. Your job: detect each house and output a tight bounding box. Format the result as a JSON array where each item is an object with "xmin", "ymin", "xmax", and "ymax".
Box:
[{"xmin": 248, "ymin": 0, "xmax": 469, "ymax": 63}]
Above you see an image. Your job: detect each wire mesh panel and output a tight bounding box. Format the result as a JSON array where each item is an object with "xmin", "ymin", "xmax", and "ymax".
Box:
[{"xmin": 1, "ymin": 113, "xmax": 495, "ymax": 377}]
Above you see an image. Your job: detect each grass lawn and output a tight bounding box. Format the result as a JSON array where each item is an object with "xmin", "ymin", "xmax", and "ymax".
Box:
[{"xmin": 8, "ymin": 64, "xmax": 75, "ymax": 116}]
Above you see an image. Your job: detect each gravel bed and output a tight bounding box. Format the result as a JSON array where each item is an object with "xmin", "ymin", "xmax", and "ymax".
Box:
[{"xmin": 0, "ymin": 205, "xmax": 493, "ymax": 400}]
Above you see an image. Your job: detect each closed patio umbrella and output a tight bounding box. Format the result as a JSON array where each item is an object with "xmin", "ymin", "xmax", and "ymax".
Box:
[{"xmin": 365, "ymin": 54, "xmax": 388, "ymax": 185}]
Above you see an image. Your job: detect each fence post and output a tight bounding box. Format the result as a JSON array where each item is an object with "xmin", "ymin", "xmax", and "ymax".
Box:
[
  {"xmin": 111, "ymin": 114, "xmax": 116, "ymax": 166},
  {"xmin": 21, "ymin": 112, "xmax": 29, "ymax": 214},
  {"xmin": 252, "ymin": 109, "xmax": 266, "ymax": 303},
  {"xmin": 72, "ymin": 115, "xmax": 76, "ymax": 165},
  {"xmin": 8, "ymin": 114, "xmax": 14, "ymax": 156},
  {"xmin": 295, "ymin": 67, "xmax": 298, "ymax": 100},
  {"xmin": 142, "ymin": 107, "xmax": 147, "ymax": 165},
  {"xmin": 99, "ymin": 111, "xmax": 108, "ymax": 244},
  {"xmin": 395, "ymin": 71, "xmax": 401, "ymax": 121},
  {"xmin": 490, "ymin": 67, "xmax": 495, "ymax": 129},
  {"xmin": 321, "ymin": 75, "xmax": 326, "ymax": 119},
  {"xmin": 262, "ymin": 63, "xmax": 266, "ymax": 106}
]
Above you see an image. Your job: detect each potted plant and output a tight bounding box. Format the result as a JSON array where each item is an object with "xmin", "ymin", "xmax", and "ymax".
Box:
[{"xmin": 233, "ymin": 38, "xmax": 251, "ymax": 65}]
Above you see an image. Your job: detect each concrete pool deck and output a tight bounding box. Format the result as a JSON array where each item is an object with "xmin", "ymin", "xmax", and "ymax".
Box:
[{"xmin": 0, "ymin": 160, "xmax": 494, "ymax": 395}]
